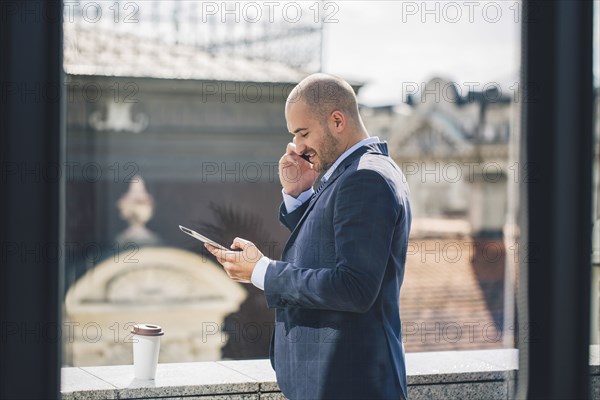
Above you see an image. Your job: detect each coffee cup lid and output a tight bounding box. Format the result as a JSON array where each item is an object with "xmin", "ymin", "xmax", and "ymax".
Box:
[{"xmin": 131, "ymin": 324, "xmax": 164, "ymax": 336}]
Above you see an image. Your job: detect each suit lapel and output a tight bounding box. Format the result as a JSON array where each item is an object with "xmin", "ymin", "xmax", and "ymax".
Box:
[{"xmin": 282, "ymin": 142, "xmax": 389, "ymax": 255}]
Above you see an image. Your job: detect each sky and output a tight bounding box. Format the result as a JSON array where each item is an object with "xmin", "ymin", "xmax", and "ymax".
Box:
[
  {"xmin": 74, "ymin": 0, "xmax": 599, "ymax": 106},
  {"xmin": 321, "ymin": 1, "xmax": 600, "ymax": 106},
  {"xmin": 320, "ymin": 1, "xmax": 523, "ymax": 106}
]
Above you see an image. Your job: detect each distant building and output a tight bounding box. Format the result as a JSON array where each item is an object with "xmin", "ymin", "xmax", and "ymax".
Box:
[
  {"xmin": 62, "ymin": 22, "xmax": 330, "ymax": 365},
  {"xmin": 362, "ymin": 78, "xmax": 514, "ymax": 352},
  {"xmin": 362, "ymin": 77, "xmax": 514, "ymax": 237},
  {"xmin": 64, "ymin": 23, "xmax": 302, "ymax": 272}
]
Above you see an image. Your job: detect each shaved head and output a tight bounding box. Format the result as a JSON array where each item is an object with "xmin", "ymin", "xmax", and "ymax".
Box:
[
  {"xmin": 284, "ymin": 73, "xmax": 369, "ymax": 173},
  {"xmin": 286, "ymin": 73, "xmax": 361, "ymax": 125}
]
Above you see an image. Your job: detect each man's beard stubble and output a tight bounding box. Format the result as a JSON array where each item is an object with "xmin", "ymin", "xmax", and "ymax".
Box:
[{"xmin": 314, "ymin": 127, "xmax": 341, "ymax": 173}]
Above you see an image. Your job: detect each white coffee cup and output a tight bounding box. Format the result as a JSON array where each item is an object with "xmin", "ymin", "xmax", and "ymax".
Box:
[{"xmin": 131, "ymin": 324, "xmax": 164, "ymax": 380}]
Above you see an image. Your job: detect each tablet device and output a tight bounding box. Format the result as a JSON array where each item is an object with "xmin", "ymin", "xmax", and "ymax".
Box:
[{"xmin": 179, "ymin": 225, "xmax": 230, "ymax": 251}]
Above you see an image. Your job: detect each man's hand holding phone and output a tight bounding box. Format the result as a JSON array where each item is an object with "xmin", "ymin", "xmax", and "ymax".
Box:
[
  {"xmin": 204, "ymin": 237, "xmax": 263, "ymax": 283},
  {"xmin": 278, "ymin": 143, "xmax": 319, "ymax": 197}
]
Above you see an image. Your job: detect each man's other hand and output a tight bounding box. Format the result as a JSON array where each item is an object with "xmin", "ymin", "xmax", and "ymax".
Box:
[{"xmin": 204, "ymin": 237, "xmax": 263, "ymax": 283}]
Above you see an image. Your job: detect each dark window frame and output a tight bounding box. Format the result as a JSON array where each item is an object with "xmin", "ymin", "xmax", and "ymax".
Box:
[
  {"xmin": 1, "ymin": 1, "xmax": 63, "ymax": 398},
  {"xmin": 516, "ymin": 0, "xmax": 594, "ymax": 399}
]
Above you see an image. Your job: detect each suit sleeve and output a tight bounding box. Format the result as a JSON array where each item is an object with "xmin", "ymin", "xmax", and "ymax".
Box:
[
  {"xmin": 279, "ymin": 200, "xmax": 311, "ymax": 232},
  {"xmin": 265, "ymin": 170, "xmax": 400, "ymax": 313}
]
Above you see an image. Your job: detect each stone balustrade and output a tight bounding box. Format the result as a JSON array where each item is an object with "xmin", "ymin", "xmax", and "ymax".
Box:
[{"xmin": 62, "ymin": 347, "xmax": 600, "ymax": 399}]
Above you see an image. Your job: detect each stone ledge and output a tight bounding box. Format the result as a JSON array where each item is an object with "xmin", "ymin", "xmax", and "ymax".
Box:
[{"xmin": 62, "ymin": 347, "xmax": 600, "ymax": 400}]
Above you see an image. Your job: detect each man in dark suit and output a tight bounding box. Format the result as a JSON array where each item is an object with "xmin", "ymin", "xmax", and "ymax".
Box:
[{"xmin": 206, "ymin": 73, "xmax": 411, "ymax": 399}]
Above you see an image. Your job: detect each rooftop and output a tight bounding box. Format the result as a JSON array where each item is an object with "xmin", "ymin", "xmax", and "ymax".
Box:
[
  {"xmin": 402, "ymin": 238, "xmax": 505, "ymax": 352},
  {"xmin": 63, "ymin": 23, "xmax": 308, "ymax": 83}
]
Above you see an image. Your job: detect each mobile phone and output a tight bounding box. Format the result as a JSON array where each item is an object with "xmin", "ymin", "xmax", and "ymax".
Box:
[
  {"xmin": 179, "ymin": 225, "xmax": 231, "ymax": 251},
  {"xmin": 299, "ymin": 153, "xmax": 313, "ymax": 164}
]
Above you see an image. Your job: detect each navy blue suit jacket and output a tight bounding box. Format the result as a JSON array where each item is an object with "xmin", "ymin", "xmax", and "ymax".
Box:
[{"xmin": 264, "ymin": 142, "xmax": 411, "ymax": 399}]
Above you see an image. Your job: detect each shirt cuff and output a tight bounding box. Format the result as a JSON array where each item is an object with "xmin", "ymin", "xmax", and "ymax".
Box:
[
  {"xmin": 282, "ymin": 187, "xmax": 314, "ymax": 213},
  {"xmin": 251, "ymin": 256, "xmax": 271, "ymax": 291}
]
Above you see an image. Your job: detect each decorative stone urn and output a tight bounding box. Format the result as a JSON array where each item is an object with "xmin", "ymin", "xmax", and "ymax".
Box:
[{"xmin": 64, "ymin": 177, "xmax": 246, "ymax": 366}]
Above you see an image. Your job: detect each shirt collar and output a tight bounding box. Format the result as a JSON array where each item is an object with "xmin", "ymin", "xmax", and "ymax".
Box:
[{"xmin": 321, "ymin": 137, "xmax": 380, "ymax": 182}]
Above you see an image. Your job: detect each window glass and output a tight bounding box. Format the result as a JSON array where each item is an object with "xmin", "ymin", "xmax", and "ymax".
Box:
[{"xmin": 62, "ymin": 0, "xmax": 521, "ymax": 366}]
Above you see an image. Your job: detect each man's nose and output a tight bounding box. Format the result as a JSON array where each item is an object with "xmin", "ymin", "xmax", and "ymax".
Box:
[{"xmin": 293, "ymin": 137, "xmax": 306, "ymax": 154}]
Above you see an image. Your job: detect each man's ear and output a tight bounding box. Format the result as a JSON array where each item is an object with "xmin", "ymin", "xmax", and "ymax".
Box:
[{"xmin": 330, "ymin": 110, "xmax": 345, "ymax": 132}]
